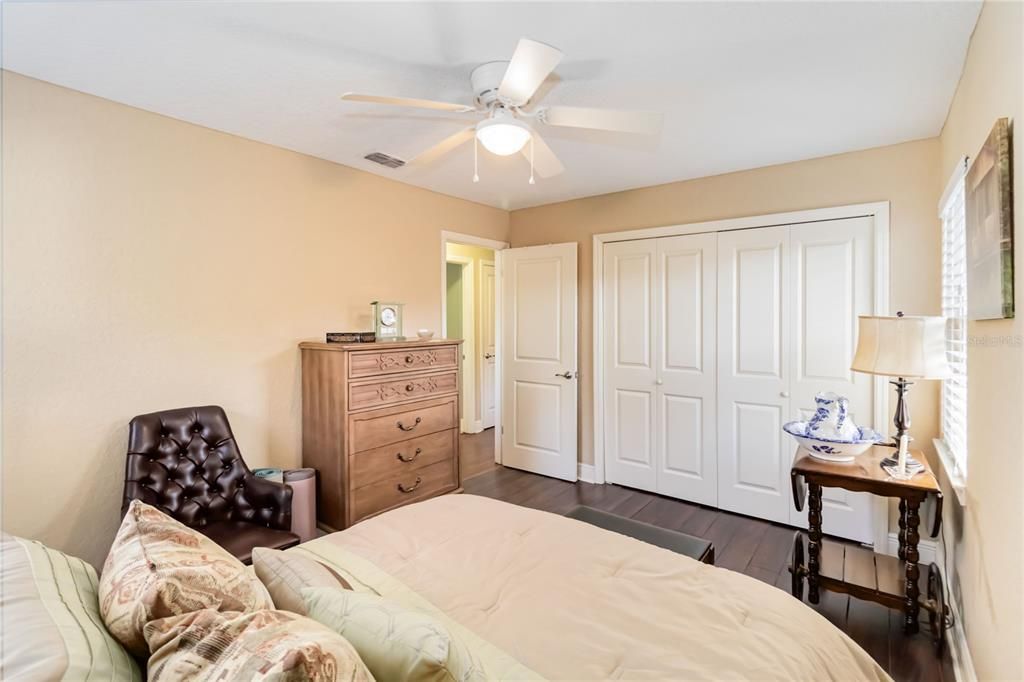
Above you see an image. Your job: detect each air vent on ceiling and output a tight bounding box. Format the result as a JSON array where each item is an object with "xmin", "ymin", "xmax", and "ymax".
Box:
[{"xmin": 364, "ymin": 152, "xmax": 405, "ymax": 169}]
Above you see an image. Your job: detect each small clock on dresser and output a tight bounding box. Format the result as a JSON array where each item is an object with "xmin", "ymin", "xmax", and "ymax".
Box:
[{"xmin": 371, "ymin": 301, "xmax": 404, "ymax": 341}]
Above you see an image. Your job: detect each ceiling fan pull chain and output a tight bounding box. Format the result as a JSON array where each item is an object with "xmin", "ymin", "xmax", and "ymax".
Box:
[
  {"xmin": 529, "ymin": 135, "xmax": 536, "ymax": 185},
  {"xmin": 473, "ymin": 136, "xmax": 480, "ymax": 183}
]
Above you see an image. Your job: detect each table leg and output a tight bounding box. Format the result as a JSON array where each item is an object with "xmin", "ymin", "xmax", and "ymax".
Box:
[
  {"xmin": 898, "ymin": 498, "xmax": 907, "ymax": 561},
  {"xmin": 904, "ymin": 498, "xmax": 921, "ymax": 634},
  {"xmin": 807, "ymin": 483, "xmax": 823, "ymax": 605}
]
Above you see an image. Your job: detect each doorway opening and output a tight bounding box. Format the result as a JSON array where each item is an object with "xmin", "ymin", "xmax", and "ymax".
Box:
[{"xmin": 440, "ymin": 231, "xmax": 508, "ymax": 476}]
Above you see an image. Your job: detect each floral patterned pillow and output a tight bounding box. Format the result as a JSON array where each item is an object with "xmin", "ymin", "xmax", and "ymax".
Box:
[
  {"xmin": 145, "ymin": 609, "xmax": 374, "ymax": 681},
  {"xmin": 98, "ymin": 500, "xmax": 273, "ymax": 657}
]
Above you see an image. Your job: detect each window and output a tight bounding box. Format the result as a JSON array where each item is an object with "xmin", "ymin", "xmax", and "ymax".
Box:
[{"xmin": 938, "ymin": 158, "xmax": 968, "ymax": 491}]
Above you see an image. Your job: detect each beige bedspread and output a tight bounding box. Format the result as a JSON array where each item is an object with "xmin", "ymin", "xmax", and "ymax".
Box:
[{"xmin": 296, "ymin": 494, "xmax": 890, "ymax": 681}]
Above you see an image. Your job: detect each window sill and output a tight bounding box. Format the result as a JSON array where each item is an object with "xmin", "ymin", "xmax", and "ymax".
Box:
[{"xmin": 933, "ymin": 438, "xmax": 968, "ymax": 506}]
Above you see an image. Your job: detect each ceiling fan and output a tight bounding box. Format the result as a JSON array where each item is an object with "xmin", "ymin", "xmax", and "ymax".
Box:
[{"xmin": 341, "ymin": 38, "xmax": 662, "ymax": 182}]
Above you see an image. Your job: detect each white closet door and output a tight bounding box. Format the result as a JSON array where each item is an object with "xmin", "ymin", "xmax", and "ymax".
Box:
[
  {"xmin": 717, "ymin": 226, "xmax": 792, "ymax": 523},
  {"xmin": 788, "ymin": 217, "xmax": 875, "ymax": 542},
  {"xmin": 655, "ymin": 234, "xmax": 718, "ymax": 504},
  {"xmin": 603, "ymin": 239, "xmax": 658, "ymax": 491}
]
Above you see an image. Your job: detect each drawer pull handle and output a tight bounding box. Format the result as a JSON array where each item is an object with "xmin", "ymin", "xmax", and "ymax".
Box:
[
  {"xmin": 404, "ymin": 354, "xmax": 415, "ymax": 364},
  {"xmin": 405, "ymin": 383, "xmax": 416, "ymax": 392},
  {"xmin": 396, "ymin": 448, "xmax": 422, "ymax": 463},
  {"xmin": 397, "ymin": 477, "xmax": 422, "ymax": 493},
  {"xmin": 397, "ymin": 417, "xmax": 421, "ymax": 432}
]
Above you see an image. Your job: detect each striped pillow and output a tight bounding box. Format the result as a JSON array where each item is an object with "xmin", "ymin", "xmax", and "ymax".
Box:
[
  {"xmin": 0, "ymin": 533, "xmax": 141, "ymax": 681},
  {"xmin": 251, "ymin": 547, "xmax": 351, "ymax": 615}
]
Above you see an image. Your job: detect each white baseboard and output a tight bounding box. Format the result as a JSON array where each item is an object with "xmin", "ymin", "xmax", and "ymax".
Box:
[
  {"xmin": 884, "ymin": 532, "xmax": 937, "ymax": 564},
  {"xmin": 577, "ymin": 463, "xmax": 596, "ymax": 483},
  {"xmin": 946, "ymin": 585, "xmax": 976, "ymax": 682},
  {"xmin": 932, "ymin": 534, "xmax": 977, "ymax": 682}
]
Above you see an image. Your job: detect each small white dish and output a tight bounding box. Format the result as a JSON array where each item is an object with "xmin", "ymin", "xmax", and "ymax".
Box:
[{"xmin": 416, "ymin": 329, "xmax": 434, "ymax": 340}]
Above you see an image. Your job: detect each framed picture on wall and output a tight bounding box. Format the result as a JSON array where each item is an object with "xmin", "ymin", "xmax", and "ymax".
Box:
[{"xmin": 966, "ymin": 117, "xmax": 1014, "ymax": 320}]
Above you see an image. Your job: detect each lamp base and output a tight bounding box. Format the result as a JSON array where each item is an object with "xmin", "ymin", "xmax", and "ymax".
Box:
[{"xmin": 879, "ymin": 453, "xmax": 922, "ymax": 469}]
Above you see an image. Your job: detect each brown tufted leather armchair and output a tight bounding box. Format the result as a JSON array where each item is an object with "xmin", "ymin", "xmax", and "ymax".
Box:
[{"xmin": 121, "ymin": 405, "xmax": 300, "ymax": 563}]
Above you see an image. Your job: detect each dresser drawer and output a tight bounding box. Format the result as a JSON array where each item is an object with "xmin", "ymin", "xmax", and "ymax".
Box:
[
  {"xmin": 349, "ymin": 370, "xmax": 457, "ymax": 411},
  {"xmin": 349, "ymin": 397, "xmax": 457, "ymax": 453},
  {"xmin": 349, "ymin": 345, "xmax": 459, "ymax": 378},
  {"xmin": 350, "ymin": 429, "xmax": 456, "ymax": 489},
  {"xmin": 351, "ymin": 459, "xmax": 457, "ymax": 523}
]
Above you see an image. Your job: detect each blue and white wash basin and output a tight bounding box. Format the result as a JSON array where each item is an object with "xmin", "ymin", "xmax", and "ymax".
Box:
[
  {"xmin": 783, "ymin": 421, "xmax": 885, "ymax": 462},
  {"xmin": 783, "ymin": 392, "xmax": 884, "ymax": 462}
]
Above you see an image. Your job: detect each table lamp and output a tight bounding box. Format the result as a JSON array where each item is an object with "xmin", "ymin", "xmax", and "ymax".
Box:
[{"xmin": 850, "ymin": 312, "xmax": 952, "ymax": 469}]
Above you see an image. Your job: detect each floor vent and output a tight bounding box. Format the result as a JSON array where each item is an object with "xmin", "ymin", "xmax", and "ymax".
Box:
[{"xmin": 364, "ymin": 152, "xmax": 405, "ymax": 169}]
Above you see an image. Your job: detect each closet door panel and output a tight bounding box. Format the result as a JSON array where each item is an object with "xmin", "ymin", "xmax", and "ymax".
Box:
[
  {"xmin": 789, "ymin": 217, "xmax": 876, "ymax": 543},
  {"xmin": 603, "ymin": 240, "xmax": 658, "ymax": 491},
  {"xmin": 717, "ymin": 226, "xmax": 791, "ymax": 523},
  {"xmin": 656, "ymin": 233, "xmax": 717, "ymax": 504},
  {"xmin": 662, "ymin": 395, "xmax": 703, "ymax": 475}
]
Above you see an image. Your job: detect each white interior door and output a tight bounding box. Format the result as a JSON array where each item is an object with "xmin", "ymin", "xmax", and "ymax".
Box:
[
  {"xmin": 480, "ymin": 261, "xmax": 497, "ymax": 429},
  {"xmin": 656, "ymin": 233, "xmax": 718, "ymax": 505},
  {"xmin": 603, "ymin": 239, "xmax": 658, "ymax": 491},
  {"xmin": 717, "ymin": 226, "xmax": 792, "ymax": 523},
  {"xmin": 501, "ymin": 243, "xmax": 578, "ymax": 481},
  {"xmin": 788, "ymin": 217, "xmax": 875, "ymax": 542}
]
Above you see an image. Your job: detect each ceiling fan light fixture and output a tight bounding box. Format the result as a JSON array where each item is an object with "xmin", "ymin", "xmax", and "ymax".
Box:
[{"xmin": 476, "ymin": 116, "xmax": 531, "ymax": 156}]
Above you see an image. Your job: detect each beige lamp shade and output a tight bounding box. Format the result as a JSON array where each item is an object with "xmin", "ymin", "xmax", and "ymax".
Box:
[{"xmin": 850, "ymin": 315, "xmax": 952, "ymax": 379}]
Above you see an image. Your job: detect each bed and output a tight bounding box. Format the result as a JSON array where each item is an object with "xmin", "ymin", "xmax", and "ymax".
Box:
[{"xmin": 290, "ymin": 494, "xmax": 890, "ymax": 681}]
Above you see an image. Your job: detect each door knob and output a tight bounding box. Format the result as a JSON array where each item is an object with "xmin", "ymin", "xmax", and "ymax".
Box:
[
  {"xmin": 655, "ymin": 379, "xmax": 664, "ymax": 386},
  {"xmin": 555, "ymin": 371, "xmax": 575, "ymax": 379},
  {"xmin": 780, "ymin": 391, "xmax": 790, "ymax": 398}
]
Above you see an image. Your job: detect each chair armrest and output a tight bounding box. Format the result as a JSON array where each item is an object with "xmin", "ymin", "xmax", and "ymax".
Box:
[{"xmin": 240, "ymin": 475, "xmax": 293, "ymax": 531}]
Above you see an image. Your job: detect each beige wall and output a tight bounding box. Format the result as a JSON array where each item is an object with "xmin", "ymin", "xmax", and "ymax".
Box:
[
  {"xmin": 0, "ymin": 72, "xmax": 509, "ymax": 567},
  {"xmin": 936, "ymin": 1, "xmax": 1023, "ymax": 678},
  {"xmin": 510, "ymin": 138, "xmax": 943, "ymax": 468}
]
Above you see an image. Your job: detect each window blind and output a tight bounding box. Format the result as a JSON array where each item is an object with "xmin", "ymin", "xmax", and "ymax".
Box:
[{"xmin": 939, "ymin": 159, "xmax": 968, "ymax": 482}]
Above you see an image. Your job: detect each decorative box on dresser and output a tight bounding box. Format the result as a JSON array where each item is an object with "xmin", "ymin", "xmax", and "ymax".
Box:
[{"xmin": 299, "ymin": 339, "xmax": 463, "ymax": 531}]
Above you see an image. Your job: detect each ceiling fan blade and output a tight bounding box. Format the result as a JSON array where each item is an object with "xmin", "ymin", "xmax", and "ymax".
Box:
[
  {"xmin": 408, "ymin": 127, "xmax": 476, "ymax": 166},
  {"xmin": 522, "ymin": 131, "xmax": 565, "ymax": 178},
  {"xmin": 341, "ymin": 92, "xmax": 475, "ymax": 113},
  {"xmin": 497, "ymin": 38, "xmax": 564, "ymax": 105},
  {"xmin": 540, "ymin": 105, "xmax": 663, "ymax": 135}
]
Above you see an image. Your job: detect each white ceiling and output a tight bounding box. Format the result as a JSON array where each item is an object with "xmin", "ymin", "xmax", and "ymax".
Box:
[{"xmin": 3, "ymin": 1, "xmax": 981, "ymax": 210}]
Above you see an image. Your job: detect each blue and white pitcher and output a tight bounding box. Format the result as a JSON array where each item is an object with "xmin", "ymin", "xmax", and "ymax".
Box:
[{"xmin": 806, "ymin": 392, "xmax": 860, "ymax": 441}]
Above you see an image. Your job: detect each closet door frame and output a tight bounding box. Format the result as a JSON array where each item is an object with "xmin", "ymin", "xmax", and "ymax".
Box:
[{"xmin": 592, "ymin": 202, "xmax": 891, "ymax": 553}]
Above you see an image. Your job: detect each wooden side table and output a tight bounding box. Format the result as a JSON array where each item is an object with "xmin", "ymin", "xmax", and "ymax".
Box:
[{"xmin": 789, "ymin": 445, "xmax": 949, "ymax": 654}]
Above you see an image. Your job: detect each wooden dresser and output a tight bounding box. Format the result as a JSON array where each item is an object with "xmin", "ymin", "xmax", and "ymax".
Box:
[{"xmin": 299, "ymin": 339, "xmax": 463, "ymax": 531}]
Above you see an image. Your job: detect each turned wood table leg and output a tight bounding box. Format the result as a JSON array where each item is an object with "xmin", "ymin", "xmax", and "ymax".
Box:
[
  {"xmin": 807, "ymin": 483, "xmax": 823, "ymax": 605},
  {"xmin": 898, "ymin": 498, "xmax": 907, "ymax": 560},
  {"xmin": 904, "ymin": 497, "xmax": 922, "ymax": 634}
]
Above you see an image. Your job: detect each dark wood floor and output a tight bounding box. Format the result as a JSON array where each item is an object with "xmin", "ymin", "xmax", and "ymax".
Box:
[
  {"xmin": 460, "ymin": 427, "xmax": 500, "ymax": 480},
  {"xmin": 459, "ymin": 431, "xmax": 953, "ymax": 682}
]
